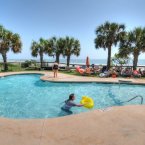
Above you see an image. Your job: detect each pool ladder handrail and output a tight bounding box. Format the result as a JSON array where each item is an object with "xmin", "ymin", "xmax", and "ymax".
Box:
[{"xmin": 121, "ymin": 95, "xmax": 143, "ymax": 105}]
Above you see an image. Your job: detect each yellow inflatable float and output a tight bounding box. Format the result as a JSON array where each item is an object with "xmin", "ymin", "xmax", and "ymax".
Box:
[{"xmin": 80, "ymin": 96, "xmax": 94, "ymax": 109}]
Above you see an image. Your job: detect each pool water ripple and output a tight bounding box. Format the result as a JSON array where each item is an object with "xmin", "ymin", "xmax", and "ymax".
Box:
[{"xmin": 0, "ymin": 74, "xmax": 144, "ymax": 119}]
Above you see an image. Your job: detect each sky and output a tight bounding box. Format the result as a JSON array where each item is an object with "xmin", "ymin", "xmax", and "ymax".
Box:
[{"xmin": 0, "ymin": 0, "xmax": 145, "ymax": 60}]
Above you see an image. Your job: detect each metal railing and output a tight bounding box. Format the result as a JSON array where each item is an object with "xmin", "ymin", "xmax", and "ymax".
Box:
[{"xmin": 0, "ymin": 61, "xmax": 145, "ymax": 72}]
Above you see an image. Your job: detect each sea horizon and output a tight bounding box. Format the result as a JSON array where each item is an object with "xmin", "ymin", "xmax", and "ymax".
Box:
[{"xmin": 0, "ymin": 58, "xmax": 145, "ymax": 66}]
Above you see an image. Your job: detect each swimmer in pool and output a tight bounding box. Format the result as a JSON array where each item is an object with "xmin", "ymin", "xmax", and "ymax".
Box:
[{"xmin": 61, "ymin": 94, "xmax": 84, "ymax": 113}]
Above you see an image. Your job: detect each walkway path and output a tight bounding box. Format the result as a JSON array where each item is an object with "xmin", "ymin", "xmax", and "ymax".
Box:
[
  {"xmin": 1, "ymin": 71, "xmax": 145, "ymax": 84},
  {"xmin": 0, "ymin": 106, "xmax": 145, "ymax": 145}
]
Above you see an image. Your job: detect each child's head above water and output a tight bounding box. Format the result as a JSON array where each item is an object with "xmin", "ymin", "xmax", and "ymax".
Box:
[{"xmin": 69, "ymin": 93, "xmax": 75, "ymax": 101}]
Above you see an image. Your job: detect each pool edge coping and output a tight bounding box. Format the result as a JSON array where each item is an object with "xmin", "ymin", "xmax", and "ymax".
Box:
[{"xmin": 1, "ymin": 71, "xmax": 145, "ymax": 85}]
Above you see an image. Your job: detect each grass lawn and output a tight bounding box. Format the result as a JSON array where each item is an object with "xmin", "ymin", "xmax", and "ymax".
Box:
[
  {"xmin": 0, "ymin": 64, "xmax": 145, "ymax": 79},
  {"xmin": 60, "ymin": 70, "xmax": 145, "ymax": 79},
  {"xmin": 60, "ymin": 70, "xmax": 99, "ymax": 77},
  {"xmin": 0, "ymin": 63, "xmax": 39, "ymax": 72}
]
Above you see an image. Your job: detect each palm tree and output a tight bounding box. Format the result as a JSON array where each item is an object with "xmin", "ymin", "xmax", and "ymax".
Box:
[
  {"xmin": 94, "ymin": 21, "xmax": 125, "ymax": 70},
  {"xmin": 48, "ymin": 37, "xmax": 65, "ymax": 63},
  {"xmin": 56, "ymin": 38, "xmax": 65, "ymax": 63},
  {"xmin": 64, "ymin": 36, "xmax": 81, "ymax": 66},
  {"xmin": 119, "ymin": 27, "xmax": 145, "ymax": 70},
  {"xmin": 31, "ymin": 38, "xmax": 49, "ymax": 68},
  {"xmin": 112, "ymin": 53, "xmax": 130, "ymax": 67},
  {"xmin": 0, "ymin": 25, "xmax": 22, "ymax": 71},
  {"xmin": 0, "ymin": 25, "xmax": 3, "ymax": 37},
  {"xmin": 73, "ymin": 39, "xmax": 81, "ymax": 57}
]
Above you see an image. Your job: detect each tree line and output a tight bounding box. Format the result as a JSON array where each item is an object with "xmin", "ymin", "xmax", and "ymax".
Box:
[
  {"xmin": 0, "ymin": 25, "xmax": 22, "ymax": 70},
  {"xmin": 31, "ymin": 36, "xmax": 81, "ymax": 68},
  {"xmin": 0, "ymin": 21, "xmax": 145, "ymax": 71},
  {"xmin": 94, "ymin": 21, "xmax": 145, "ymax": 70}
]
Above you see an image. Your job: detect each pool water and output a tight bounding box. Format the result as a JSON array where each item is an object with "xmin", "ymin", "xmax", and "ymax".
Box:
[{"xmin": 0, "ymin": 74, "xmax": 144, "ymax": 119}]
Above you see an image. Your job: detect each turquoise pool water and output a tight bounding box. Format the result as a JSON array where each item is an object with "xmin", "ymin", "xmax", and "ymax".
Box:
[{"xmin": 0, "ymin": 74, "xmax": 144, "ymax": 119}]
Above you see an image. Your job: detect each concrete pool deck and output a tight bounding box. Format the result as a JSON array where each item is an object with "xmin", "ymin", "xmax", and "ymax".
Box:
[
  {"xmin": 0, "ymin": 71, "xmax": 145, "ymax": 145},
  {"xmin": 1, "ymin": 71, "xmax": 145, "ymax": 84}
]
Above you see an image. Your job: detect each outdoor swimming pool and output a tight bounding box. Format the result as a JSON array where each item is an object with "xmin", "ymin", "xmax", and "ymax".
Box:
[{"xmin": 0, "ymin": 74, "xmax": 144, "ymax": 119}]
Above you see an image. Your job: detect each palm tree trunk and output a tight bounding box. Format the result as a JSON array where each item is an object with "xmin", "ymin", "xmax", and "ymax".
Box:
[
  {"xmin": 133, "ymin": 54, "xmax": 139, "ymax": 70},
  {"xmin": 56, "ymin": 53, "xmax": 60, "ymax": 63},
  {"xmin": 67, "ymin": 55, "xmax": 70, "ymax": 67},
  {"xmin": 40, "ymin": 53, "xmax": 43, "ymax": 69},
  {"xmin": 2, "ymin": 53, "xmax": 8, "ymax": 71},
  {"xmin": 107, "ymin": 46, "xmax": 112, "ymax": 70}
]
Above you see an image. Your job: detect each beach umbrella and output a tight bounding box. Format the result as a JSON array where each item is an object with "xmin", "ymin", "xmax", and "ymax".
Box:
[{"xmin": 86, "ymin": 56, "xmax": 90, "ymax": 67}]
